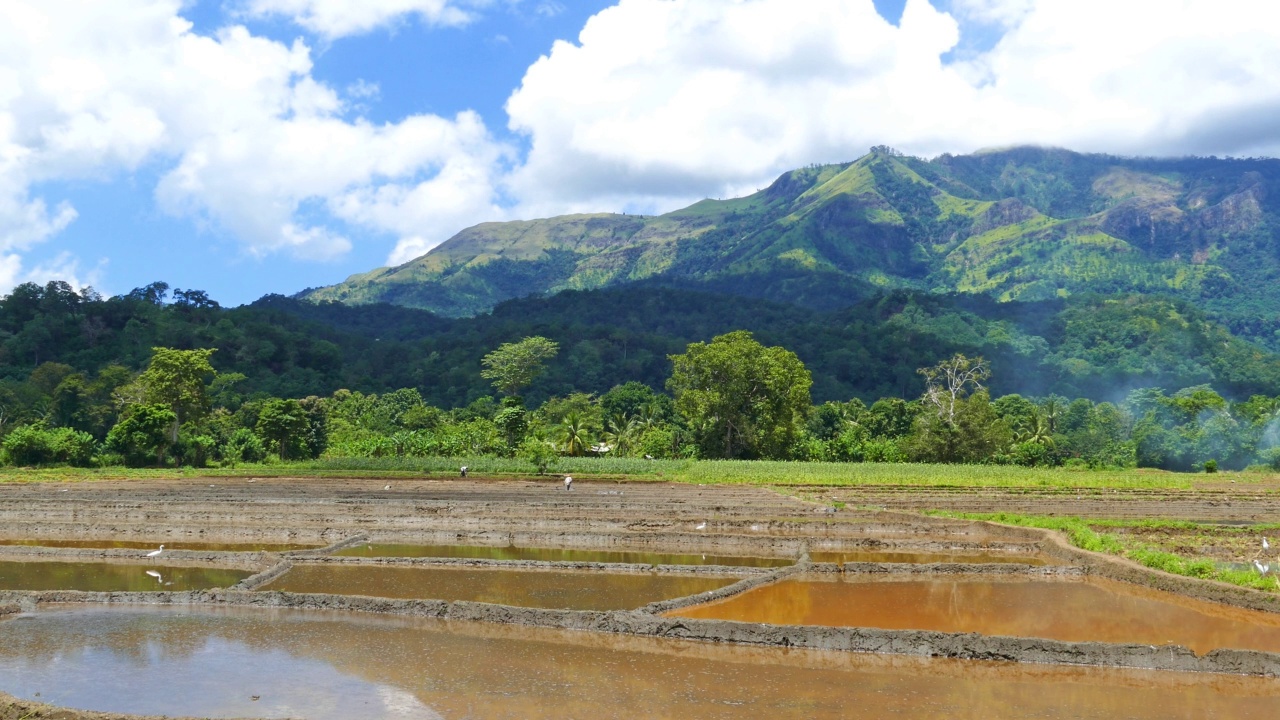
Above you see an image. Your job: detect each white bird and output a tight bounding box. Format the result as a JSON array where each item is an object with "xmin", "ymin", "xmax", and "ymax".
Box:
[
  {"xmin": 1264, "ymin": 537, "xmax": 1271, "ymax": 552},
  {"xmin": 564, "ymin": 476, "xmax": 573, "ymax": 491},
  {"xmin": 460, "ymin": 466, "xmax": 468, "ymax": 477},
  {"xmin": 1255, "ymin": 560, "xmax": 1271, "ymax": 574},
  {"xmin": 146, "ymin": 570, "xmax": 162, "ymax": 581},
  {"xmin": 146, "ymin": 544, "xmax": 164, "ymax": 558},
  {"xmin": 695, "ymin": 522, "xmax": 707, "ymax": 530},
  {"xmin": 384, "ymin": 484, "xmax": 391, "ymax": 490}
]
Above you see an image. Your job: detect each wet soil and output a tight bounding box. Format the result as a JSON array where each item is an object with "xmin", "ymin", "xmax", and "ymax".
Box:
[
  {"xmin": 806, "ymin": 483, "xmax": 1280, "ymax": 522},
  {"xmin": 808, "ymin": 549, "xmax": 1054, "ymax": 565},
  {"xmin": 334, "ymin": 542, "xmax": 791, "ymax": 567},
  {"xmin": 0, "ymin": 539, "xmax": 319, "ymax": 552},
  {"xmin": 4, "ymin": 606, "xmax": 1280, "ymax": 720}
]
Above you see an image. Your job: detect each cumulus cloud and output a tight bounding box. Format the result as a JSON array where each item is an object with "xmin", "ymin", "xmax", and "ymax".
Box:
[
  {"xmin": 506, "ymin": 0, "xmax": 1280, "ymax": 211},
  {"xmin": 0, "ymin": 0, "xmax": 509, "ymax": 268},
  {"xmin": 240, "ymin": 0, "xmax": 484, "ymax": 38}
]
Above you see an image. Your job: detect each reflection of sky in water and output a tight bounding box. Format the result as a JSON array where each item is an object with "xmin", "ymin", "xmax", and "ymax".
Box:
[{"xmin": 0, "ymin": 615, "xmax": 441, "ymax": 720}]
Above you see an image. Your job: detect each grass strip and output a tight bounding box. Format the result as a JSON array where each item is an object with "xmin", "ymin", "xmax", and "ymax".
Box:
[{"xmin": 932, "ymin": 511, "xmax": 1280, "ymax": 592}]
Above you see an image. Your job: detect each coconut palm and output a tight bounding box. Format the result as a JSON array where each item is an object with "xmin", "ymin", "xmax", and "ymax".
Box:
[{"xmin": 556, "ymin": 411, "xmax": 593, "ymax": 456}]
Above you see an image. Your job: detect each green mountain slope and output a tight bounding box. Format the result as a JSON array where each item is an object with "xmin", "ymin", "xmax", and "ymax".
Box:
[{"xmin": 302, "ymin": 147, "xmax": 1280, "ymax": 346}]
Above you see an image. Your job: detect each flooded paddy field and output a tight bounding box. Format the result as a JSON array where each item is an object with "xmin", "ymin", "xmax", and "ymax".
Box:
[
  {"xmin": 5, "ymin": 476, "xmax": 1280, "ymax": 718},
  {"xmin": 0, "ymin": 560, "xmax": 250, "ymax": 592},
  {"xmin": 334, "ymin": 542, "xmax": 791, "ymax": 567},
  {"xmin": 260, "ymin": 564, "xmax": 740, "ymax": 610},
  {"xmin": 3, "ymin": 606, "xmax": 1280, "ymax": 720},
  {"xmin": 671, "ymin": 573, "xmax": 1280, "ymax": 655}
]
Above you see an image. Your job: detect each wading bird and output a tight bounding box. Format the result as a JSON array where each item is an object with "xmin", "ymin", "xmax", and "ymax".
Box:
[
  {"xmin": 146, "ymin": 544, "xmax": 164, "ymax": 559},
  {"xmin": 695, "ymin": 522, "xmax": 706, "ymax": 530},
  {"xmin": 146, "ymin": 570, "xmax": 162, "ymax": 582},
  {"xmin": 1255, "ymin": 560, "xmax": 1271, "ymax": 575}
]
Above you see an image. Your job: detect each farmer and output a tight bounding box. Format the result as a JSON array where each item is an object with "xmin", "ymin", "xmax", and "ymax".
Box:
[{"xmin": 564, "ymin": 476, "xmax": 573, "ymax": 491}]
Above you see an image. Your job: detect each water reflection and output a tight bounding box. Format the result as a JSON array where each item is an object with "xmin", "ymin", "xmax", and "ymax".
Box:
[
  {"xmin": 671, "ymin": 574, "xmax": 1280, "ymax": 655},
  {"xmin": 1, "ymin": 606, "xmax": 1277, "ymax": 719},
  {"xmin": 0, "ymin": 560, "xmax": 250, "ymax": 592},
  {"xmin": 334, "ymin": 543, "xmax": 791, "ymax": 567},
  {"xmin": 0, "ymin": 539, "xmax": 320, "ymax": 552},
  {"xmin": 262, "ymin": 565, "xmax": 737, "ymax": 610},
  {"xmin": 809, "ymin": 550, "xmax": 1054, "ymax": 565}
]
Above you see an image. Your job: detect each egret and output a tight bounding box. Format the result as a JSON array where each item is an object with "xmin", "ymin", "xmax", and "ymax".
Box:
[
  {"xmin": 384, "ymin": 484, "xmax": 391, "ymax": 490},
  {"xmin": 695, "ymin": 522, "xmax": 707, "ymax": 530},
  {"xmin": 1265, "ymin": 537, "xmax": 1272, "ymax": 552},
  {"xmin": 1255, "ymin": 560, "xmax": 1271, "ymax": 574},
  {"xmin": 564, "ymin": 476, "xmax": 573, "ymax": 491},
  {"xmin": 146, "ymin": 570, "xmax": 162, "ymax": 582},
  {"xmin": 146, "ymin": 544, "xmax": 164, "ymax": 559}
]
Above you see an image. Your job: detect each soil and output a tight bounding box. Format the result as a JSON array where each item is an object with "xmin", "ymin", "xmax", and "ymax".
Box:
[
  {"xmin": 802, "ymin": 483, "xmax": 1280, "ymax": 522},
  {"xmin": 5, "ymin": 475, "xmax": 1280, "ymax": 719}
]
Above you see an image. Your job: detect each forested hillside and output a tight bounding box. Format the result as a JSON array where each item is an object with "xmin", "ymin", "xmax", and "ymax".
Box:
[
  {"xmin": 302, "ymin": 147, "xmax": 1280, "ymax": 349},
  {"xmin": 3, "ymin": 280, "xmax": 1278, "ymax": 415}
]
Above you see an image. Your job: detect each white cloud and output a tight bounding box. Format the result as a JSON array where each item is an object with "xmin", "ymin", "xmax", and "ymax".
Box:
[
  {"xmin": 240, "ymin": 0, "xmax": 483, "ymax": 38},
  {"xmin": 0, "ymin": 0, "xmax": 510, "ymax": 269},
  {"xmin": 0, "ymin": 250, "xmax": 106, "ymax": 295},
  {"xmin": 506, "ymin": 0, "xmax": 1280, "ymax": 212}
]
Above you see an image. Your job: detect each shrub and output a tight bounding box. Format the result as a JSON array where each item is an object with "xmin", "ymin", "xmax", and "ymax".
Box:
[{"xmin": 2, "ymin": 424, "xmax": 96, "ymax": 467}]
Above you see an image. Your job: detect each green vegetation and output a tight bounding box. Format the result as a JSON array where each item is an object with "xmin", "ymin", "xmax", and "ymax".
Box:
[
  {"xmin": 933, "ymin": 512, "xmax": 1280, "ymax": 592},
  {"xmin": 299, "ymin": 147, "xmax": 1280, "ymax": 356}
]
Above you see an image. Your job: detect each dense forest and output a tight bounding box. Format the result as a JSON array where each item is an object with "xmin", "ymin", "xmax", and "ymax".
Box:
[{"xmin": 3, "ymin": 280, "xmax": 1280, "ymax": 473}]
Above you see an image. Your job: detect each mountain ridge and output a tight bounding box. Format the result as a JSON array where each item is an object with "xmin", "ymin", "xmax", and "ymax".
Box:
[{"xmin": 301, "ymin": 146, "xmax": 1280, "ymax": 347}]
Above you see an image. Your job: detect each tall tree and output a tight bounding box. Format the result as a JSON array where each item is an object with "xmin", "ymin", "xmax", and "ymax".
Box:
[
  {"xmin": 667, "ymin": 330, "xmax": 812, "ymax": 459},
  {"xmin": 480, "ymin": 336, "xmax": 560, "ymax": 399},
  {"xmin": 132, "ymin": 347, "xmax": 217, "ymax": 440}
]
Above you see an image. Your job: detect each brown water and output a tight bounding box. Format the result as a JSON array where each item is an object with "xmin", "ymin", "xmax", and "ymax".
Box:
[
  {"xmin": 0, "ymin": 539, "xmax": 320, "ymax": 552},
  {"xmin": 335, "ymin": 543, "xmax": 791, "ymax": 567},
  {"xmin": 0, "ymin": 560, "xmax": 251, "ymax": 592},
  {"xmin": 671, "ymin": 574, "xmax": 1280, "ymax": 655},
  {"xmin": 1, "ymin": 606, "xmax": 1277, "ymax": 719},
  {"xmin": 809, "ymin": 549, "xmax": 1054, "ymax": 565},
  {"xmin": 261, "ymin": 565, "xmax": 738, "ymax": 610}
]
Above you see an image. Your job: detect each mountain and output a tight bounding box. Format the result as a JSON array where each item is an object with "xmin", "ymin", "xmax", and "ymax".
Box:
[{"xmin": 301, "ymin": 146, "xmax": 1280, "ymax": 347}]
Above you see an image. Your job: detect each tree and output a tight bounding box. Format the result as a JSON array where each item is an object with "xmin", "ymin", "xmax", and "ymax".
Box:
[
  {"xmin": 256, "ymin": 398, "xmax": 309, "ymax": 460},
  {"xmin": 918, "ymin": 354, "xmax": 990, "ymax": 428},
  {"xmin": 667, "ymin": 331, "xmax": 812, "ymax": 459},
  {"xmin": 132, "ymin": 347, "xmax": 217, "ymax": 440},
  {"xmin": 106, "ymin": 404, "xmax": 177, "ymax": 466},
  {"xmin": 480, "ymin": 336, "xmax": 559, "ymax": 398}
]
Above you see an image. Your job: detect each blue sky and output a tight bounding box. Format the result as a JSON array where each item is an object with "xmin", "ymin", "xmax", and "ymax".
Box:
[{"xmin": 4, "ymin": 0, "xmax": 1279, "ymax": 306}]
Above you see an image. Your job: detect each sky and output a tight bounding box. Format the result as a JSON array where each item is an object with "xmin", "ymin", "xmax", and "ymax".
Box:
[{"xmin": 4, "ymin": 0, "xmax": 1280, "ymax": 306}]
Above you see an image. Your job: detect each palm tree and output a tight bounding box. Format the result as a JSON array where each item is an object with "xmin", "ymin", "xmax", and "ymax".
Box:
[
  {"xmin": 556, "ymin": 411, "xmax": 593, "ymax": 456},
  {"xmin": 602, "ymin": 413, "xmax": 638, "ymax": 456}
]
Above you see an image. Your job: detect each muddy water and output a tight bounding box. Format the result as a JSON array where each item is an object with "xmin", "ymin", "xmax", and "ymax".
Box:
[
  {"xmin": 3, "ymin": 607, "xmax": 1279, "ymax": 719},
  {"xmin": 0, "ymin": 539, "xmax": 320, "ymax": 552},
  {"xmin": 672, "ymin": 574, "xmax": 1280, "ymax": 655},
  {"xmin": 335, "ymin": 543, "xmax": 791, "ymax": 567},
  {"xmin": 0, "ymin": 560, "xmax": 250, "ymax": 592},
  {"xmin": 261, "ymin": 565, "xmax": 738, "ymax": 610},
  {"xmin": 809, "ymin": 550, "xmax": 1054, "ymax": 565}
]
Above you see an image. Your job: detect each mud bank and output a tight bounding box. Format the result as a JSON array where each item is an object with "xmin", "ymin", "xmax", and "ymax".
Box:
[{"xmin": 0, "ymin": 691, "xmax": 223, "ymax": 720}]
